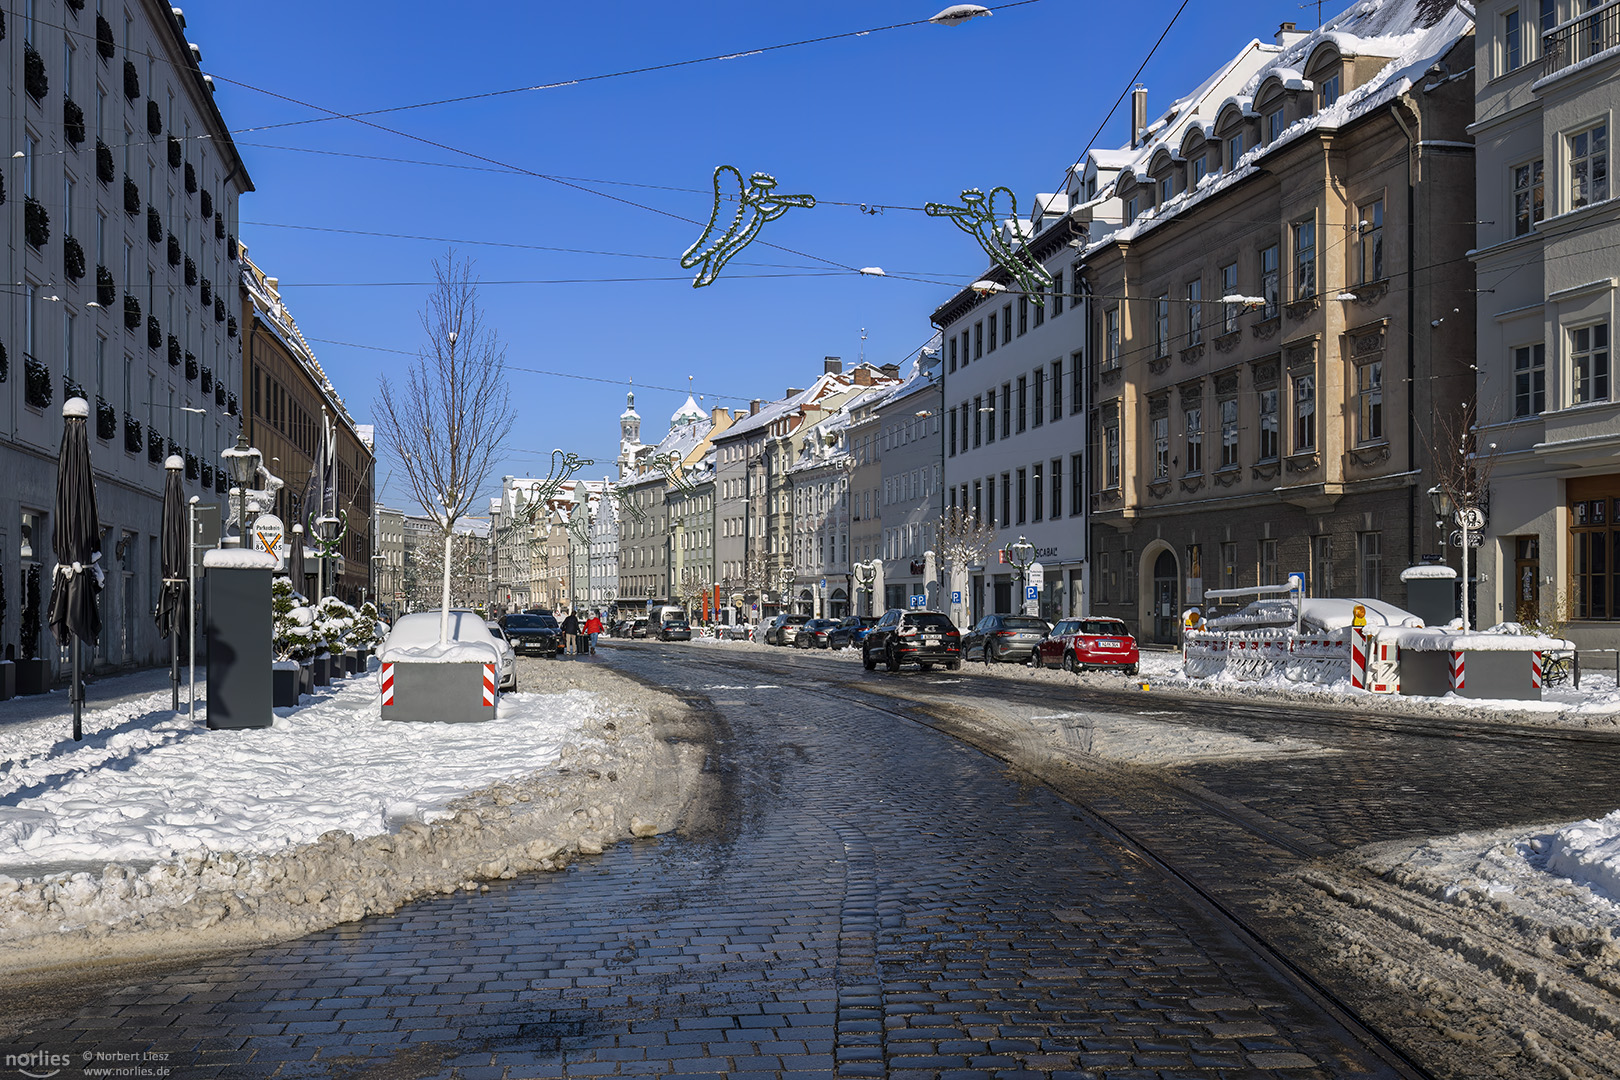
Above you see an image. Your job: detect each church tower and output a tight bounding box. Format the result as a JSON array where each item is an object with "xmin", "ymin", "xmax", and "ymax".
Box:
[{"xmin": 617, "ymin": 391, "xmax": 642, "ymax": 481}]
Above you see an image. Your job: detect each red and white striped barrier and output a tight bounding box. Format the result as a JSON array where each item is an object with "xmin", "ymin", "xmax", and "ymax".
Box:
[
  {"xmin": 380, "ymin": 662, "xmax": 395, "ymax": 706},
  {"xmin": 1531, "ymin": 651, "xmax": 1542, "ymax": 690},
  {"xmin": 482, "ymin": 663, "xmax": 497, "ymax": 705},
  {"xmin": 1350, "ymin": 628, "xmax": 1367, "ymax": 689},
  {"xmin": 1449, "ymin": 650, "xmax": 1466, "ymax": 691}
]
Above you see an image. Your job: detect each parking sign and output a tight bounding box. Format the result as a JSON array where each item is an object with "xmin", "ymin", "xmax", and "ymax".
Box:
[
  {"xmin": 951, "ymin": 590, "xmax": 961, "ymax": 604},
  {"xmin": 1025, "ymin": 584, "xmax": 1038, "ymax": 601}
]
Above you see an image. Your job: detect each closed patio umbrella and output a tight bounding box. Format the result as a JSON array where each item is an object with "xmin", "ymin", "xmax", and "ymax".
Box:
[
  {"xmin": 155, "ymin": 454, "xmax": 188, "ymax": 711},
  {"xmin": 288, "ymin": 522, "xmax": 306, "ymax": 600},
  {"xmin": 47, "ymin": 398, "xmax": 103, "ymax": 741}
]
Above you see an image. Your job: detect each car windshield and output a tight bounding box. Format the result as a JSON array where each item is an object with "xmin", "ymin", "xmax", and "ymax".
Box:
[
  {"xmin": 1002, "ymin": 617, "xmax": 1047, "ymax": 631},
  {"xmin": 1078, "ymin": 620, "xmax": 1129, "ymax": 636},
  {"xmin": 786, "ymin": 615, "xmax": 811, "ymax": 624},
  {"xmin": 507, "ymin": 615, "xmax": 557, "ymax": 629}
]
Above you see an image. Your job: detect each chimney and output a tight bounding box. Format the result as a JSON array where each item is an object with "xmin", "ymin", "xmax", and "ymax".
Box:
[
  {"xmin": 824, "ymin": 356, "xmax": 843, "ymax": 375},
  {"xmin": 880, "ymin": 363, "xmax": 900, "ymax": 379},
  {"xmin": 750, "ymin": 399, "xmax": 761, "ymax": 416},
  {"xmin": 853, "ymin": 367, "xmax": 873, "ymax": 386},
  {"xmin": 786, "ymin": 388, "xmax": 804, "ymax": 398},
  {"xmin": 1130, "ymin": 85, "xmax": 1148, "ymax": 149},
  {"xmin": 711, "ymin": 406, "xmax": 728, "ymax": 426},
  {"xmin": 1275, "ymin": 21, "xmax": 1305, "ymax": 46}
]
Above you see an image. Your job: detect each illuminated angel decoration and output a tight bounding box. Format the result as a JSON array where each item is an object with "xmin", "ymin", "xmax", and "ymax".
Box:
[
  {"xmin": 521, "ymin": 450, "xmax": 595, "ymax": 508},
  {"xmin": 648, "ymin": 449, "xmax": 700, "ymax": 496},
  {"xmin": 682, "ymin": 166, "xmax": 815, "ymax": 288},
  {"xmin": 925, "ymin": 186, "xmax": 1053, "ymax": 304}
]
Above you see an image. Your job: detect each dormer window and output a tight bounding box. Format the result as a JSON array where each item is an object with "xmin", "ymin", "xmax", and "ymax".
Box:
[
  {"xmin": 1192, "ymin": 156, "xmax": 1208, "ymax": 186},
  {"xmin": 1160, "ymin": 175, "xmax": 1174, "ymax": 203},
  {"xmin": 1126, "ymin": 195, "xmax": 1139, "ymax": 221},
  {"xmin": 1227, "ymin": 131, "xmax": 1246, "ymax": 167},
  {"xmin": 1266, "ymin": 108, "xmax": 1285, "ymax": 142},
  {"xmin": 1318, "ymin": 73, "xmax": 1341, "ymax": 109}
]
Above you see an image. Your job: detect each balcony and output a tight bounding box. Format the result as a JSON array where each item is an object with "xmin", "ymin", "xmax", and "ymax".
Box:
[{"xmin": 1543, "ymin": 0, "xmax": 1620, "ymax": 77}]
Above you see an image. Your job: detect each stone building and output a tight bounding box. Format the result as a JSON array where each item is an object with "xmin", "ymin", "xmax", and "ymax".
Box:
[
  {"xmin": 1469, "ymin": 0, "xmax": 1620, "ymax": 646},
  {"xmin": 1, "ymin": 1, "xmax": 250, "ymax": 677},
  {"xmin": 1083, "ymin": 4, "xmax": 1476, "ymax": 643}
]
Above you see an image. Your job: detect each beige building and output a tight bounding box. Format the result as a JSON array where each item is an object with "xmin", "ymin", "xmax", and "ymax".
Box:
[
  {"xmin": 1470, "ymin": 0, "xmax": 1620, "ymax": 646},
  {"xmin": 1083, "ymin": 6, "xmax": 1477, "ymax": 643}
]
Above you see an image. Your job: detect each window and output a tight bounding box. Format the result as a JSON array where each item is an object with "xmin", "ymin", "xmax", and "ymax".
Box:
[
  {"xmin": 1000, "ymin": 473, "xmax": 1011, "ymax": 528},
  {"xmin": 985, "ymin": 390, "xmax": 997, "ymax": 444},
  {"xmin": 948, "ymin": 336, "xmax": 957, "ymax": 372},
  {"xmin": 1261, "ymin": 244, "xmax": 1280, "ymax": 316},
  {"xmin": 1071, "ymin": 352, "xmax": 1084, "ymax": 414},
  {"xmin": 1016, "ymin": 376, "xmax": 1027, "ymax": 432},
  {"xmin": 1293, "ymin": 220, "xmax": 1316, "ymax": 300},
  {"xmin": 1001, "ymin": 382, "xmax": 1012, "ymax": 438},
  {"xmin": 1220, "ymin": 398, "xmax": 1239, "ymax": 467},
  {"xmin": 1097, "ymin": 550, "xmax": 1112, "ymax": 605},
  {"xmin": 1105, "ymin": 308, "xmax": 1121, "ymax": 368},
  {"xmin": 1051, "ymin": 458, "xmax": 1063, "ymax": 519},
  {"xmin": 1312, "ymin": 535, "xmax": 1333, "ymax": 597},
  {"xmin": 1513, "ymin": 160, "xmax": 1545, "ymax": 235},
  {"xmin": 1260, "ymin": 538, "xmax": 1279, "ymax": 586},
  {"xmin": 1052, "ymin": 269, "xmax": 1064, "ymax": 316},
  {"xmin": 1572, "ymin": 322, "xmax": 1611, "ymax": 403},
  {"xmin": 1186, "ymin": 279, "xmax": 1202, "ymax": 344},
  {"xmin": 1358, "ymin": 532, "xmax": 1382, "ymax": 599},
  {"xmin": 1155, "ymin": 295, "xmax": 1170, "ymax": 358},
  {"xmin": 1571, "ymin": 125, "xmax": 1609, "ymax": 209},
  {"xmin": 1293, "ymin": 371, "xmax": 1316, "ymax": 451},
  {"xmin": 1504, "ymin": 9, "xmax": 1523, "ymax": 72},
  {"xmin": 1221, "ymin": 263, "xmax": 1239, "ymax": 334},
  {"xmin": 1069, "ymin": 452, "xmax": 1083, "ymax": 514},
  {"xmin": 1032, "ymin": 369, "xmax": 1045, "ymax": 427},
  {"xmin": 948, "ymin": 409, "xmax": 958, "ymax": 457},
  {"xmin": 1357, "ymin": 362, "xmax": 1383, "ymax": 443},
  {"xmin": 975, "ymin": 321, "xmax": 984, "ymax": 359},
  {"xmin": 972, "ymin": 479, "xmax": 982, "ymax": 523},
  {"xmin": 973, "ymin": 395, "xmax": 983, "ymax": 447},
  {"xmin": 1152, "ymin": 416, "xmax": 1170, "ymax": 479},
  {"xmin": 1018, "ymin": 296, "xmax": 1028, "ymax": 335},
  {"xmin": 1160, "ymin": 175, "xmax": 1174, "ymax": 203},
  {"xmin": 1016, "ymin": 468, "xmax": 1027, "ymax": 525},
  {"xmin": 1319, "ymin": 73, "xmax": 1341, "ymax": 108},
  {"xmin": 1103, "ymin": 420, "xmax": 1121, "ymax": 489},
  {"xmin": 962, "ymin": 330, "xmax": 971, "ymax": 365},
  {"xmin": 1003, "ymin": 303, "xmax": 1013, "ymax": 344},
  {"xmin": 1185, "ymin": 403, "xmax": 1203, "ymax": 475},
  {"xmin": 1221, "ymin": 542, "xmax": 1238, "ymax": 590},
  {"xmin": 1050, "ymin": 360, "xmax": 1063, "ymax": 421},
  {"xmin": 1033, "ymin": 291, "xmax": 1045, "ymax": 328},
  {"xmin": 1126, "ymin": 195, "xmax": 1139, "ymax": 221},
  {"xmin": 1192, "ymin": 155, "xmax": 1208, "ymax": 187},
  {"xmin": 1359, "ymin": 199, "xmax": 1384, "ymax": 281},
  {"xmin": 1266, "ymin": 108, "xmax": 1285, "ymax": 142},
  {"xmin": 1259, "ymin": 387, "xmax": 1279, "ymax": 460},
  {"xmin": 1032, "ymin": 463, "xmax": 1043, "ymax": 522},
  {"xmin": 1514, "ymin": 342, "xmax": 1546, "ymax": 417},
  {"xmin": 988, "ymin": 313, "xmax": 997, "ymax": 352},
  {"xmin": 1227, "ymin": 132, "xmax": 1246, "ymax": 168}
]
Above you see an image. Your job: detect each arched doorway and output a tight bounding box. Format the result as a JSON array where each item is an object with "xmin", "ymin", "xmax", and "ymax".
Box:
[
  {"xmin": 830, "ymin": 588, "xmax": 848, "ymax": 618},
  {"xmin": 1152, "ymin": 549, "xmax": 1179, "ymax": 644}
]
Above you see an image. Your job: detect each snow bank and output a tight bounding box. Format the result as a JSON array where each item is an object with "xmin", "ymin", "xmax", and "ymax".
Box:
[
  {"xmin": 0, "ymin": 663, "xmax": 708, "ymax": 977},
  {"xmin": 378, "ymin": 610, "xmax": 500, "ymax": 664},
  {"xmin": 1367, "ymin": 623, "xmax": 1573, "ymax": 653},
  {"xmin": 1544, "ymin": 810, "xmax": 1620, "ymax": 902},
  {"xmin": 201, "ymin": 549, "xmax": 278, "ymax": 570}
]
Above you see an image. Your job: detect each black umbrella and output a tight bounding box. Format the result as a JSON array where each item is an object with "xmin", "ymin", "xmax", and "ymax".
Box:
[
  {"xmin": 155, "ymin": 454, "xmax": 188, "ymax": 711},
  {"xmin": 288, "ymin": 523, "xmax": 307, "ymax": 601},
  {"xmin": 47, "ymin": 398, "xmax": 103, "ymax": 741}
]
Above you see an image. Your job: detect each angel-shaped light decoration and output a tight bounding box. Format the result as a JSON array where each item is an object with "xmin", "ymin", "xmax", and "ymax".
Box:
[
  {"xmin": 682, "ymin": 166, "xmax": 815, "ymax": 288},
  {"xmin": 925, "ymin": 186, "xmax": 1053, "ymax": 304},
  {"xmin": 648, "ymin": 449, "xmax": 700, "ymax": 497},
  {"xmin": 522, "ymin": 449, "xmax": 596, "ymax": 508}
]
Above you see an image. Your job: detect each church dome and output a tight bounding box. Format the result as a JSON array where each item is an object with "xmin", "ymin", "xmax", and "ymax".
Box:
[{"xmin": 669, "ymin": 393, "xmax": 706, "ymax": 427}]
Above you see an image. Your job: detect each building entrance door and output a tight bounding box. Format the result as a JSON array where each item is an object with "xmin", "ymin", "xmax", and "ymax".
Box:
[
  {"xmin": 1514, "ymin": 536, "xmax": 1540, "ymax": 624},
  {"xmin": 1152, "ymin": 549, "xmax": 1179, "ymax": 644}
]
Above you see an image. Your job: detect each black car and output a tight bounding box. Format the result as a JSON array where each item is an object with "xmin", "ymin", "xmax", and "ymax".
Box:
[
  {"xmin": 962, "ymin": 614, "xmax": 1051, "ymax": 664},
  {"xmin": 659, "ymin": 619, "xmax": 692, "ymax": 642},
  {"xmin": 863, "ymin": 609, "xmax": 962, "ymax": 672},
  {"xmin": 502, "ymin": 612, "xmax": 560, "ymax": 657},
  {"xmin": 793, "ymin": 618, "xmax": 841, "ymax": 648},
  {"xmin": 827, "ymin": 615, "xmax": 877, "ymax": 649}
]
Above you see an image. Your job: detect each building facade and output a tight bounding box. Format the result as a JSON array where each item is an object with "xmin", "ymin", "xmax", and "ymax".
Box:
[
  {"xmin": 374, "ymin": 504, "xmax": 404, "ymax": 618},
  {"xmin": 874, "ymin": 376, "xmax": 947, "ymax": 614},
  {"xmin": 2, "ymin": 0, "xmax": 250, "ymax": 677},
  {"xmin": 1470, "ymin": 0, "xmax": 1620, "ymax": 646}
]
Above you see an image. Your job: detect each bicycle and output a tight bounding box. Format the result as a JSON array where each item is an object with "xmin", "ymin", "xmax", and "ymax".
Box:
[{"xmin": 1543, "ymin": 651, "xmax": 1574, "ymax": 687}]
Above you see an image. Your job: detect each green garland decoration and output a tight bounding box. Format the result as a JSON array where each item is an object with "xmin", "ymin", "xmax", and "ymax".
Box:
[
  {"xmin": 681, "ymin": 166, "xmax": 814, "ymax": 288},
  {"xmin": 925, "ymin": 186, "xmax": 1053, "ymax": 305}
]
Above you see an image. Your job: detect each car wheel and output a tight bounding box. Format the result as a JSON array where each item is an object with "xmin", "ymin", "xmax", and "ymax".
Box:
[
  {"xmin": 1031, "ymin": 650, "xmax": 1045, "ymax": 670},
  {"xmin": 1124, "ymin": 663, "xmax": 1139, "ymax": 676},
  {"xmin": 885, "ymin": 648, "xmax": 901, "ymax": 673},
  {"xmin": 947, "ymin": 660, "xmax": 961, "ymax": 671},
  {"xmin": 862, "ymin": 648, "xmax": 877, "ymax": 671},
  {"xmin": 1062, "ymin": 651, "xmax": 1078, "ymax": 673}
]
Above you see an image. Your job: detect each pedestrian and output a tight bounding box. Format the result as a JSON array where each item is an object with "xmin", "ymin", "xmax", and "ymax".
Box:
[
  {"xmin": 584, "ymin": 612, "xmax": 603, "ymax": 654},
  {"xmin": 560, "ymin": 611, "xmax": 580, "ymax": 657}
]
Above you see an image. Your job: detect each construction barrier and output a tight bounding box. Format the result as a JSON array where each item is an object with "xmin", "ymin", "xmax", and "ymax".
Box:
[{"xmin": 1183, "ymin": 628, "xmax": 1353, "ymax": 685}]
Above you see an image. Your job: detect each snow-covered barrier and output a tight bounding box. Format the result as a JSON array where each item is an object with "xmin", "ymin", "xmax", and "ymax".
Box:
[
  {"xmin": 1370, "ymin": 623, "xmax": 1573, "ymax": 702},
  {"xmin": 1183, "ymin": 626, "xmax": 1353, "ymax": 684},
  {"xmin": 379, "ymin": 611, "xmax": 502, "ymax": 722}
]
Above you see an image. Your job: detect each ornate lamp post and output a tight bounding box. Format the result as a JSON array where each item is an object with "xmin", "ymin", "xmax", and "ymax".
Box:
[
  {"xmin": 1006, "ymin": 535, "xmax": 1036, "ymax": 616},
  {"xmin": 780, "ymin": 566, "xmax": 795, "ymax": 615},
  {"xmin": 220, "ymin": 433, "xmax": 262, "ymax": 547},
  {"xmin": 852, "ymin": 560, "xmax": 876, "ymax": 617},
  {"xmin": 309, "ymin": 509, "xmax": 347, "ymax": 601},
  {"xmin": 1429, "ymin": 483, "xmax": 1478, "ymax": 631}
]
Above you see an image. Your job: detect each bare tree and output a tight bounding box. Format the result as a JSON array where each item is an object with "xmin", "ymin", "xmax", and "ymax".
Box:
[
  {"xmin": 1427, "ymin": 399, "xmax": 1505, "ymax": 630},
  {"xmin": 376, "ymin": 252, "xmax": 515, "ymax": 640},
  {"xmin": 936, "ymin": 506, "xmax": 998, "ymax": 569}
]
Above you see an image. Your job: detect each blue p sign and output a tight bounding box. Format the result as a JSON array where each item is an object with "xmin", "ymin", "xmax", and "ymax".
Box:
[
  {"xmin": 951, "ymin": 590, "xmax": 962, "ymax": 604},
  {"xmin": 1025, "ymin": 585, "xmax": 1038, "ymax": 601}
]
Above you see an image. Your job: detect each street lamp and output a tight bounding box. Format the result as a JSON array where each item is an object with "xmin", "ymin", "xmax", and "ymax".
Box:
[
  {"xmin": 220, "ymin": 433, "xmax": 261, "ymax": 547},
  {"xmin": 1428, "ymin": 482, "xmax": 1477, "ymax": 631},
  {"xmin": 309, "ymin": 509, "xmax": 346, "ymax": 601},
  {"xmin": 780, "ymin": 566, "xmax": 795, "ymax": 615},
  {"xmin": 852, "ymin": 560, "xmax": 876, "ymax": 617},
  {"xmin": 1006, "ymin": 535, "xmax": 1036, "ymax": 615}
]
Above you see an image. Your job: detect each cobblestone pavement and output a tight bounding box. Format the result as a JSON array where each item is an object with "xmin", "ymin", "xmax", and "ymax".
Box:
[{"xmin": 0, "ymin": 647, "xmax": 1417, "ymax": 1079}]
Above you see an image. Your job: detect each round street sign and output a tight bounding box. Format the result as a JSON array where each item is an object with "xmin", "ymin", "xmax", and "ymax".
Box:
[
  {"xmin": 252, "ymin": 513, "xmax": 285, "ymax": 558},
  {"xmin": 1455, "ymin": 506, "xmax": 1485, "ymax": 531},
  {"xmin": 1449, "ymin": 530, "xmax": 1484, "ymax": 548}
]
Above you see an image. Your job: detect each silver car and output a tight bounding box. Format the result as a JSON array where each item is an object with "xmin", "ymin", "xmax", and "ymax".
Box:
[{"xmin": 484, "ymin": 621, "xmax": 518, "ymax": 691}]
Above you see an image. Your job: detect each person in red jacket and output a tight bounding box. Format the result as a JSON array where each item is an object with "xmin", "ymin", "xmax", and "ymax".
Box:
[{"xmin": 584, "ymin": 613, "xmax": 603, "ymax": 654}]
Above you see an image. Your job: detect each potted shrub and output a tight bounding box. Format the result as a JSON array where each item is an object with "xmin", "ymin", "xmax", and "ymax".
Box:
[
  {"xmin": 166, "ymin": 233, "xmax": 180, "ymax": 266},
  {"xmin": 63, "ymin": 235, "xmax": 86, "ymax": 280},
  {"xmin": 96, "ymin": 14, "xmax": 115, "ymax": 59},
  {"xmin": 124, "ymin": 414, "xmax": 142, "ymax": 453},
  {"xmin": 184, "ymin": 162, "xmax": 197, "ymax": 194},
  {"xmin": 147, "ymin": 204, "xmax": 161, "ymax": 243},
  {"xmin": 24, "ymin": 357, "xmax": 52, "ymax": 409},
  {"xmin": 271, "ymin": 578, "xmax": 315, "ymax": 707},
  {"xmin": 148, "ymin": 314, "xmax": 161, "ymax": 350},
  {"xmin": 123, "ymin": 59, "xmax": 139, "ymax": 100},
  {"xmin": 97, "ymin": 265, "xmax": 116, "ymax": 306},
  {"xmin": 184, "ymin": 254, "xmax": 197, "ymax": 286},
  {"xmin": 24, "ymin": 196, "xmax": 49, "ymax": 249},
  {"xmin": 123, "ymin": 292, "xmax": 141, "ymax": 328},
  {"xmin": 63, "ymin": 97, "xmax": 86, "ymax": 145},
  {"xmin": 200, "ymin": 277, "xmax": 212, "ymax": 306},
  {"xmin": 352, "ymin": 602, "xmax": 383, "ymax": 668},
  {"xmin": 167, "ymin": 136, "xmax": 181, "ymax": 169},
  {"xmin": 24, "ymin": 43, "xmax": 48, "ymax": 102},
  {"xmin": 312, "ymin": 596, "xmax": 356, "ymax": 682},
  {"xmin": 146, "ymin": 99, "xmax": 161, "ymax": 136},
  {"xmin": 15, "ymin": 564, "xmax": 48, "ymax": 695},
  {"xmin": 124, "ymin": 175, "xmax": 139, "ymax": 214},
  {"xmin": 147, "ymin": 426, "xmax": 163, "ymax": 463},
  {"xmin": 95, "ymin": 397, "xmax": 116, "ymax": 441},
  {"xmin": 200, "ymin": 190, "xmax": 212, "ymax": 218}
]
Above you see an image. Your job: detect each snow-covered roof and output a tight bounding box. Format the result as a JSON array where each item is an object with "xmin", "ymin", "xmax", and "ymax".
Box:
[
  {"xmin": 241, "ymin": 252, "xmax": 360, "ymax": 434},
  {"xmin": 669, "ymin": 394, "xmax": 706, "ymax": 427}
]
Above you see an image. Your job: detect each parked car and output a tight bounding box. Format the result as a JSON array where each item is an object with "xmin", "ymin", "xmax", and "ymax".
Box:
[
  {"xmin": 794, "ymin": 618, "xmax": 842, "ymax": 649},
  {"xmin": 963, "ymin": 614, "xmax": 1051, "ymax": 664},
  {"xmin": 721, "ymin": 623, "xmax": 753, "ymax": 640},
  {"xmin": 826, "ymin": 615, "xmax": 876, "ymax": 649},
  {"xmin": 501, "ymin": 612, "xmax": 560, "ymax": 658},
  {"xmin": 1032, "ymin": 617, "xmax": 1141, "ymax": 675},
  {"xmin": 862, "ymin": 609, "xmax": 962, "ymax": 672},
  {"xmin": 659, "ymin": 618, "xmax": 692, "ymax": 642},
  {"xmin": 484, "ymin": 622, "xmax": 519, "ymax": 690},
  {"xmin": 629, "ymin": 618, "xmax": 649, "ymax": 639},
  {"xmin": 765, "ymin": 613, "xmax": 812, "ymax": 646}
]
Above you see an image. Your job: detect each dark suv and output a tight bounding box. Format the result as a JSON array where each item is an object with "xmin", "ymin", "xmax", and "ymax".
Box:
[
  {"xmin": 501, "ymin": 612, "xmax": 560, "ymax": 657},
  {"xmin": 863, "ymin": 609, "xmax": 961, "ymax": 672},
  {"xmin": 962, "ymin": 614, "xmax": 1051, "ymax": 664}
]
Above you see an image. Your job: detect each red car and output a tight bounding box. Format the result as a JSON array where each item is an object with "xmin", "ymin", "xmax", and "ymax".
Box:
[{"xmin": 1032, "ymin": 617, "xmax": 1140, "ymax": 675}]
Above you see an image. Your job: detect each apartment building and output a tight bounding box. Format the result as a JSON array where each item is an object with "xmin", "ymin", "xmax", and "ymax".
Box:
[
  {"xmin": 1083, "ymin": 4, "xmax": 1476, "ymax": 643},
  {"xmin": 2, "ymin": 0, "xmax": 250, "ymax": 676},
  {"xmin": 873, "ymin": 374, "xmax": 946, "ymax": 613},
  {"xmin": 1470, "ymin": 0, "xmax": 1620, "ymax": 646},
  {"xmin": 786, "ymin": 409, "xmax": 854, "ymax": 617}
]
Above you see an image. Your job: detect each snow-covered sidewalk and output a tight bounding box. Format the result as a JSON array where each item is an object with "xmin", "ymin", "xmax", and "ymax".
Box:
[{"xmin": 0, "ymin": 661, "xmax": 707, "ymax": 978}]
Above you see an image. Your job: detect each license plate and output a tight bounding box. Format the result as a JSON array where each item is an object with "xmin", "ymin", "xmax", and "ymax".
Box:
[
  {"xmin": 1097, "ymin": 640, "xmax": 1120, "ymax": 649},
  {"xmin": 923, "ymin": 636, "xmax": 941, "ymax": 645}
]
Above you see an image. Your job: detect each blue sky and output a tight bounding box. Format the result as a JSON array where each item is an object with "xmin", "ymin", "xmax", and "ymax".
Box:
[{"xmin": 185, "ymin": 0, "xmax": 1320, "ymax": 511}]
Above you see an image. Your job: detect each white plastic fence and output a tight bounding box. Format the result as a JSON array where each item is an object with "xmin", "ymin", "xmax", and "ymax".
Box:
[{"xmin": 1183, "ymin": 626, "xmax": 1353, "ymax": 684}]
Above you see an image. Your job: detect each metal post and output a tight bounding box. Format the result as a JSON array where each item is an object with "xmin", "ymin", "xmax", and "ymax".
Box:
[
  {"xmin": 72, "ymin": 637, "xmax": 82, "ymax": 742},
  {"xmin": 188, "ymin": 497, "xmax": 199, "ymax": 714}
]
